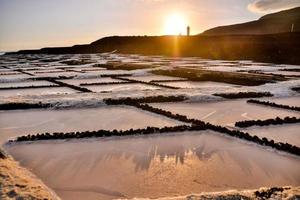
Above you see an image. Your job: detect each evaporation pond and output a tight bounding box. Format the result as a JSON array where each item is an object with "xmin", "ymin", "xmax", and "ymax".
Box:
[
  {"xmin": 0, "ymin": 105, "xmax": 182, "ymax": 144},
  {"xmin": 0, "ymin": 74, "xmax": 31, "ymax": 81},
  {"xmin": 155, "ymin": 81, "xmax": 238, "ymax": 89},
  {"xmin": 5, "ymin": 131, "xmax": 300, "ymax": 200},
  {"xmin": 33, "ymin": 71, "xmax": 80, "ymax": 78},
  {"xmin": 0, "ymin": 80, "xmax": 56, "ymax": 88},
  {"xmin": 263, "ymin": 96, "xmax": 300, "ymax": 107},
  {"xmin": 123, "ymin": 75, "xmax": 186, "ymax": 82},
  {"xmin": 243, "ymin": 124, "xmax": 300, "ymax": 147},
  {"xmin": 0, "ymin": 87, "xmax": 77, "ymax": 98},
  {"xmin": 150, "ymin": 100, "xmax": 300, "ymax": 127},
  {"xmin": 84, "ymin": 83, "xmax": 161, "ymax": 92},
  {"xmin": 60, "ymin": 77, "xmax": 126, "ymax": 86}
]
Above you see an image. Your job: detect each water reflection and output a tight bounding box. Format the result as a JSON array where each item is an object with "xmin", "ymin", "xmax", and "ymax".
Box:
[
  {"xmin": 84, "ymin": 132, "xmax": 256, "ymax": 174},
  {"xmin": 6, "ymin": 131, "xmax": 300, "ymax": 179},
  {"xmin": 5, "ymin": 131, "xmax": 300, "ymax": 200},
  {"xmin": 68, "ymin": 132, "xmax": 224, "ymax": 172}
]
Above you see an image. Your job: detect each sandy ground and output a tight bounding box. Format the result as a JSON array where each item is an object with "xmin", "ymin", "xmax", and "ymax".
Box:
[
  {"xmin": 5, "ymin": 131, "xmax": 300, "ymax": 200},
  {"xmin": 0, "ymin": 154, "xmax": 60, "ymax": 200}
]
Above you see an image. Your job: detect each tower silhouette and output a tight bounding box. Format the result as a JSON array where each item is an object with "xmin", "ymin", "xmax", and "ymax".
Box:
[{"xmin": 187, "ymin": 26, "xmax": 190, "ymax": 36}]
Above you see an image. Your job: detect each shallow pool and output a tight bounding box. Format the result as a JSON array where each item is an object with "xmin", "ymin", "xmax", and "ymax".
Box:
[{"xmin": 5, "ymin": 131, "xmax": 300, "ymax": 200}]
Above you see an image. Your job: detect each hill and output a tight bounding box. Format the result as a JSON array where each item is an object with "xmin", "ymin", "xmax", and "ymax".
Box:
[
  {"xmin": 5, "ymin": 7, "xmax": 300, "ymax": 65},
  {"xmin": 202, "ymin": 7, "xmax": 300, "ymax": 35},
  {"xmin": 9, "ymin": 33, "xmax": 300, "ymax": 65}
]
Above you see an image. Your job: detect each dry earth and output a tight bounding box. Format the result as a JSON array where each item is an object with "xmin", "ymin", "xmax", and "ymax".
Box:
[{"xmin": 0, "ymin": 150, "xmax": 60, "ymax": 200}]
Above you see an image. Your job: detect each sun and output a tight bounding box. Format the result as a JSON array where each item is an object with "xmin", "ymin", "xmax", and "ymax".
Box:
[{"xmin": 164, "ymin": 14, "xmax": 187, "ymax": 35}]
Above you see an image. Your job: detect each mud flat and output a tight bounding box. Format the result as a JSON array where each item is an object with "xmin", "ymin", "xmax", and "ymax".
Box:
[
  {"xmin": 243, "ymin": 124, "xmax": 300, "ymax": 147},
  {"xmin": 5, "ymin": 131, "xmax": 300, "ymax": 200},
  {"xmin": 150, "ymin": 100, "xmax": 300, "ymax": 127},
  {"xmin": 0, "ymin": 106, "xmax": 183, "ymax": 144}
]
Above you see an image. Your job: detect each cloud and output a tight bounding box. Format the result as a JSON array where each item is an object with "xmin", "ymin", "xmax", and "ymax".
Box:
[{"xmin": 248, "ymin": 0, "xmax": 300, "ymax": 13}]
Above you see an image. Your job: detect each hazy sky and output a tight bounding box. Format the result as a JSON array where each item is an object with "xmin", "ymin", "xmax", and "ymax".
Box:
[{"xmin": 0, "ymin": 0, "xmax": 299, "ymax": 51}]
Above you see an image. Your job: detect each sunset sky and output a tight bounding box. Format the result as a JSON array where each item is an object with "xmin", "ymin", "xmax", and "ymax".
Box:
[{"xmin": 0, "ymin": 0, "xmax": 299, "ymax": 51}]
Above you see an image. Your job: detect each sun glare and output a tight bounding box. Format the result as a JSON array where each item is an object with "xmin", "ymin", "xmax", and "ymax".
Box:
[{"xmin": 164, "ymin": 14, "xmax": 187, "ymax": 35}]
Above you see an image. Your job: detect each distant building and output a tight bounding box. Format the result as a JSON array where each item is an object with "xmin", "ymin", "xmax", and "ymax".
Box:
[{"xmin": 187, "ymin": 26, "xmax": 190, "ymax": 36}]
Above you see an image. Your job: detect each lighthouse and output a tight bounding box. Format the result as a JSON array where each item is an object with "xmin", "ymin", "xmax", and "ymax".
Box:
[{"xmin": 187, "ymin": 26, "xmax": 190, "ymax": 36}]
